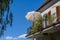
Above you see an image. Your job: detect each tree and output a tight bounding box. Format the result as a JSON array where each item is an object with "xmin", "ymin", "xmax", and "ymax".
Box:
[{"xmin": 0, "ymin": 0, "xmax": 13, "ymax": 37}]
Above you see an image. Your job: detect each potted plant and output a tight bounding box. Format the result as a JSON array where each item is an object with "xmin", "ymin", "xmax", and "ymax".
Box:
[{"xmin": 48, "ymin": 15, "xmax": 53, "ymax": 26}]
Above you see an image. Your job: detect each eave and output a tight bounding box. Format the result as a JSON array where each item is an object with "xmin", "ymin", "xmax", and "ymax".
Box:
[{"xmin": 36, "ymin": 0, "xmax": 60, "ymax": 13}]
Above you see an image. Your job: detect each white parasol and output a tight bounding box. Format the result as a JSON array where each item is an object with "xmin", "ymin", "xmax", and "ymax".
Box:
[{"xmin": 25, "ymin": 11, "xmax": 41, "ymax": 22}]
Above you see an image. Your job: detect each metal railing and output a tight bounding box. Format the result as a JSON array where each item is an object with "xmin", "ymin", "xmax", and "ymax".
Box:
[{"xmin": 27, "ymin": 21, "xmax": 60, "ymax": 35}]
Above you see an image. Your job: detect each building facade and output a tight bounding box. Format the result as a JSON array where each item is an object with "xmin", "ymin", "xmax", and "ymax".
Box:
[{"xmin": 26, "ymin": 0, "xmax": 60, "ymax": 40}]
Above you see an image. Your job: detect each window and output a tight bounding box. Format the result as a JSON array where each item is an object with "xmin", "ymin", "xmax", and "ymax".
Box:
[
  {"xmin": 47, "ymin": 11, "xmax": 52, "ymax": 26},
  {"xmin": 43, "ymin": 14, "xmax": 48, "ymax": 28}
]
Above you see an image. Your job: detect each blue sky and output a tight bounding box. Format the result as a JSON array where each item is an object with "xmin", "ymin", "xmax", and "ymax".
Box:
[{"xmin": 0, "ymin": 0, "xmax": 45, "ymax": 40}]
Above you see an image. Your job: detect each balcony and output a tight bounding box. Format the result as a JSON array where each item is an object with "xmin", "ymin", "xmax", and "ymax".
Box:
[
  {"xmin": 26, "ymin": 6, "xmax": 60, "ymax": 37},
  {"xmin": 26, "ymin": 21, "xmax": 60, "ymax": 38}
]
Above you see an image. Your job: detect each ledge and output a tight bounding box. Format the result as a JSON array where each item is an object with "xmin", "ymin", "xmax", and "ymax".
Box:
[{"xmin": 26, "ymin": 22, "xmax": 60, "ymax": 38}]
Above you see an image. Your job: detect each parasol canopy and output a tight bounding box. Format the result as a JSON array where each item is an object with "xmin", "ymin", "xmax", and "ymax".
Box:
[{"xmin": 25, "ymin": 11, "xmax": 42, "ymax": 22}]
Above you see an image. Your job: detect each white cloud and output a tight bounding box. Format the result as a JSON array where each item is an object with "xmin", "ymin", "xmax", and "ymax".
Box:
[
  {"xmin": 6, "ymin": 36, "xmax": 17, "ymax": 40},
  {"xmin": 6, "ymin": 34, "xmax": 27, "ymax": 40},
  {"xmin": 6, "ymin": 36, "xmax": 13, "ymax": 39}
]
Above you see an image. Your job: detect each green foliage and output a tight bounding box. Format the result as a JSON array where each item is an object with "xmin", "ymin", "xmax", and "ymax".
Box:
[
  {"xmin": 29, "ymin": 16, "xmax": 43, "ymax": 35},
  {"xmin": 0, "ymin": 0, "xmax": 13, "ymax": 37},
  {"xmin": 47, "ymin": 15, "xmax": 53, "ymax": 25}
]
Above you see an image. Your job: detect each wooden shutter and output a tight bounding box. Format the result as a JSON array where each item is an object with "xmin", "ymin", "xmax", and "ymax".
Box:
[
  {"xmin": 48, "ymin": 11, "xmax": 51, "ymax": 16},
  {"xmin": 56, "ymin": 6, "xmax": 60, "ymax": 21}
]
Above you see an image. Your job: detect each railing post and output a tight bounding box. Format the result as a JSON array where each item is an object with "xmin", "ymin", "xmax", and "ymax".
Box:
[{"xmin": 33, "ymin": 38, "xmax": 36, "ymax": 40}]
